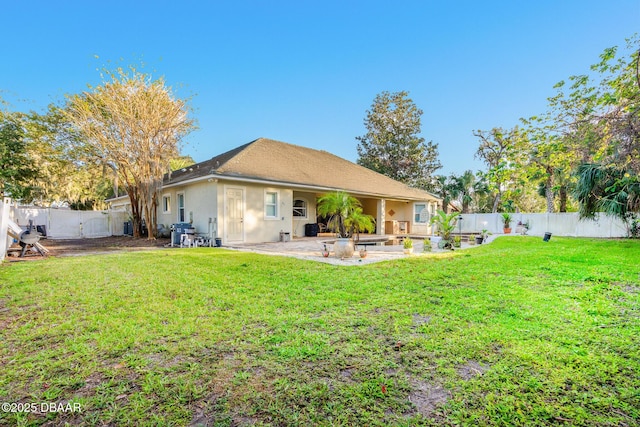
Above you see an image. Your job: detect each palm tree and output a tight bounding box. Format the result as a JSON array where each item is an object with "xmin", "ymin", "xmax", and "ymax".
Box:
[
  {"xmin": 574, "ymin": 163, "xmax": 640, "ymax": 234},
  {"xmin": 345, "ymin": 207, "xmax": 376, "ymax": 243},
  {"xmin": 316, "ymin": 191, "xmax": 375, "ymax": 239}
]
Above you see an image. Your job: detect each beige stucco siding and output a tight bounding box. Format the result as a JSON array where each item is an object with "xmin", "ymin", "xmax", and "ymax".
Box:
[
  {"xmin": 384, "ymin": 200, "xmax": 436, "ymax": 235},
  {"xmin": 158, "ymin": 180, "xmax": 218, "ymax": 237},
  {"xmin": 217, "ymin": 181, "xmax": 293, "ymax": 244}
]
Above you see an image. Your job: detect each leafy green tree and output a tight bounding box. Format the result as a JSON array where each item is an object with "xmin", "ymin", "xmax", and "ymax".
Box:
[
  {"xmin": 170, "ymin": 155, "xmax": 196, "ymax": 171},
  {"xmin": 23, "ymin": 106, "xmax": 114, "ymax": 209},
  {"xmin": 448, "ymin": 170, "xmax": 478, "ymax": 213},
  {"xmin": 356, "ymin": 91, "xmax": 441, "ymax": 188},
  {"xmin": 473, "ymin": 127, "xmax": 528, "ymax": 212},
  {"xmin": 533, "ymin": 36, "xmax": 639, "ymax": 225},
  {"xmin": 431, "ymin": 174, "xmax": 457, "ymax": 213},
  {"xmin": 0, "ymin": 112, "xmax": 37, "ymax": 200}
]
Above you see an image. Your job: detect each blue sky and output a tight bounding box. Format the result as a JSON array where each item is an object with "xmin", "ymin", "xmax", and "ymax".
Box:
[{"xmin": 2, "ymin": 1, "xmax": 639, "ymax": 175}]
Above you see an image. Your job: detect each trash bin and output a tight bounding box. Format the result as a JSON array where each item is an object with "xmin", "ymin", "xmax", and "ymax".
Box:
[
  {"xmin": 305, "ymin": 223, "xmax": 319, "ymax": 237},
  {"xmin": 215, "ymin": 237, "xmax": 222, "ymax": 247},
  {"xmin": 543, "ymin": 232, "xmax": 552, "ymax": 242},
  {"xmin": 124, "ymin": 221, "xmax": 133, "ymax": 236}
]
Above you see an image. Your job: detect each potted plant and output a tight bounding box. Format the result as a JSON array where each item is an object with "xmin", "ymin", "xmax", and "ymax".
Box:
[
  {"xmin": 423, "ymin": 239, "xmax": 432, "ymax": 252},
  {"xmin": 317, "ymin": 191, "xmax": 375, "ymax": 258},
  {"xmin": 403, "ymin": 237, "xmax": 413, "ymax": 254},
  {"xmin": 501, "ymin": 212, "xmax": 512, "ymax": 234},
  {"xmin": 429, "ymin": 210, "xmax": 460, "ymax": 250},
  {"xmin": 321, "ymin": 243, "xmax": 330, "ymax": 258},
  {"xmin": 453, "ymin": 235, "xmax": 461, "ymax": 248},
  {"xmin": 359, "ymin": 247, "xmax": 368, "ymax": 258}
]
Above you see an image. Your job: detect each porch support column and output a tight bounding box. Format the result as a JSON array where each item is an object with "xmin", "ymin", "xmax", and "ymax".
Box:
[{"xmin": 377, "ymin": 199, "xmax": 386, "ymax": 235}]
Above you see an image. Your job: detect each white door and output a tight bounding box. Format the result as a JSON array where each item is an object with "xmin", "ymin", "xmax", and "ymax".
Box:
[{"xmin": 226, "ymin": 187, "xmax": 244, "ymax": 242}]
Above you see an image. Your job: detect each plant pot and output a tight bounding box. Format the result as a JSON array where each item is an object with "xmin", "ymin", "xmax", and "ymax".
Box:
[
  {"xmin": 322, "ymin": 250, "xmax": 330, "ymax": 258},
  {"xmin": 403, "ymin": 247, "xmax": 413, "ymax": 255},
  {"xmin": 430, "ymin": 236, "xmax": 442, "ymax": 245},
  {"xmin": 333, "ymin": 238, "xmax": 355, "ymax": 258},
  {"xmin": 503, "ymin": 228, "xmax": 512, "ymax": 234},
  {"xmin": 359, "ymin": 249, "xmax": 367, "ymax": 258},
  {"xmin": 475, "ymin": 236, "xmax": 484, "ymax": 245}
]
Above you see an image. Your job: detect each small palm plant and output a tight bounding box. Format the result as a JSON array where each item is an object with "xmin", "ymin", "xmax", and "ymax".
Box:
[
  {"xmin": 429, "ymin": 210, "xmax": 460, "ymax": 249},
  {"xmin": 317, "ymin": 191, "xmax": 375, "ymax": 240}
]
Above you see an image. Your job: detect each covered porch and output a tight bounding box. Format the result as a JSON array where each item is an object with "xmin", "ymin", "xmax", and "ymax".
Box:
[{"xmin": 292, "ymin": 191, "xmax": 440, "ymax": 238}]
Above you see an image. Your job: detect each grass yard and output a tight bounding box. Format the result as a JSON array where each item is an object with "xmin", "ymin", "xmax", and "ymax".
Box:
[{"xmin": 0, "ymin": 237, "xmax": 639, "ymax": 426}]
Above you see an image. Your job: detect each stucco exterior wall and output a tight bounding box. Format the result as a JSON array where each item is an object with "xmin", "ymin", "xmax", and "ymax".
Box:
[
  {"xmin": 158, "ymin": 180, "xmax": 218, "ymax": 237},
  {"xmin": 216, "ymin": 181, "xmax": 293, "ymax": 244},
  {"xmin": 383, "ymin": 200, "xmax": 436, "ymax": 235}
]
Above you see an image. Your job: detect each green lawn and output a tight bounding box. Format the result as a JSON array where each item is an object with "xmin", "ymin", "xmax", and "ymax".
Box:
[{"xmin": 0, "ymin": 237, "xmax": 639, "ymax": 426}]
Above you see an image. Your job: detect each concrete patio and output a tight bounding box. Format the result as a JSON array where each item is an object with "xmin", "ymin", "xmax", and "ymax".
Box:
[{"xmin": 224, "ymin": 235, "xmax": 492, "ymax": 265}]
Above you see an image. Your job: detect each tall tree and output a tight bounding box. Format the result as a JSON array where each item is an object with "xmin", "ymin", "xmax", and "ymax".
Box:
[
  {"xmin": 455, "ymin": 170, "xmax": 476, "ymax": 214},
  {"xmin": 571, "ymin": 38, "xmax": 640, "ymax": 227},
  {"xmin": 473, "ymin": 127, "xmax": 528, "ymax": 212},
  {"xmin": 66, "ymin": 67, "xmax": 196, "ymax": 238},
  {"xmin": 431, "ymin": 174, "xmax": 458, "ymax": 213},
  {"xmin": 23, "ymin": 105, "xmax": 114, "ymax": 209},
  {"xmin": 356, "ymin": 91, "xmax": 441, "ymax": 188},
  {"xmin": 0, "ymin": 111, "xmax": 37, "ymax": 200}
]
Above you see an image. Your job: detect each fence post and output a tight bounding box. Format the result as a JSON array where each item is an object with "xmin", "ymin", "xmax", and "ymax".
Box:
[{"xmin": 0, "ymin": 198, "xmax": 11, "ymax": 261}]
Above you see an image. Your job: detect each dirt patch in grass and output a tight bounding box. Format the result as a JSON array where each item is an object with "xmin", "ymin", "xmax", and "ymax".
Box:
[
  {"xmin": 457, "ymin": 360, "xmax": 489, "ymax": 380},
  {"xmin": 407, "ymin": 377, "xmax": 449, "ymax": 417},
  {"xmin": 5, "ymin": 236, "xmax": 170, "ymax": 260}
]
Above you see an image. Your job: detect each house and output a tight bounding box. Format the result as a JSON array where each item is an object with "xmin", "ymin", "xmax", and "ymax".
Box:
[{"xmin": 111, "ymin": 138, "xmax": 442, "ymax": 243}]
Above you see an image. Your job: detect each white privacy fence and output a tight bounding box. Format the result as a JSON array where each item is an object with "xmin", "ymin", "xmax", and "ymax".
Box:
[
  {"xmin": 457, "ymin": 213, "xmax": 628, "ymax": 238},
  {"xmin": 11, "ymin": 206, "xmax": 129, "ymax": 239}
]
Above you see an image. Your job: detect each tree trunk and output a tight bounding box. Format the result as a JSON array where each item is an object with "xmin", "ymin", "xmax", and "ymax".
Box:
[
  {"xmin": 559, "ymin": 186, "xmax": 568, "ymax": 212},
  {"xmin": 127, "ymin": 188, "xmax": 142, "ymax": 238},
  {"xmin": 545, "ymin": 167, "xmax": 555, "ymax": 213},
  {"xmin": 492, "ymin": 192, "xmax": 501, "ymax": 213},
  {"xmin": 545, "ymin": 184, "xmax": 554, "ymax": 213}
]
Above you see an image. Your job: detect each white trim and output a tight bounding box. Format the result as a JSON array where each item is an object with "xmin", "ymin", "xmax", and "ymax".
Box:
[
  {"xmin": 264, "ymin": 189, "xmax": 280, "ymax": 220},
  {"xmin": 224, "ymin": 185, "xmax": 246, "ymax": 243},
  {"xmin": 293, "ymin": 197, "xmax": 309, "ymax": 219},
  {"xmin": 176, "ymin": 192, "xmax": 185, "ymax": 223},
  {"xmin": 162, "ymin": 194, "xmax": 171, "ymax": 214},
  {"xmin": 413, "ymin": 202, "xmax": 429, "ymax": 224}
]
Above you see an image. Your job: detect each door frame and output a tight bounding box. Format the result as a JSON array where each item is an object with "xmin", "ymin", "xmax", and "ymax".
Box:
[{"xmin": 224, "ymin": 185, "xmax": 246, "ymax": 243}]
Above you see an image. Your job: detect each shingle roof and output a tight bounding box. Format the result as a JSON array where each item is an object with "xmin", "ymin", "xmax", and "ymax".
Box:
[{"xmin": 165, "ymin": 138, "xmax": 439, "ymax": 201}]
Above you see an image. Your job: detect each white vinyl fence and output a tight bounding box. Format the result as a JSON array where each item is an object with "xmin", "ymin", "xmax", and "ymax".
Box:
[
  {"xmin": 11, "ymin": 206, "xmax": 129, "ymax": 239},
  {"xmin": 457, "ymin": 212, "xmax": 628, "ymax": 238}
]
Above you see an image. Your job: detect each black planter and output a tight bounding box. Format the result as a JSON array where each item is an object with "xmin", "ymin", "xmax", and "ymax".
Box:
[{"xmin": 475, "ymin": 236, "xmax": 484, "ymax": 244}]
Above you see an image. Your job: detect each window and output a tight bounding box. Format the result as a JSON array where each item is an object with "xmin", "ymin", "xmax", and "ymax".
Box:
[
  {"xmin": 177, "ymin": 192, "xmax": 185, "ymax": 222},
  {"xmin": 293, "ymin": 199, "xmax": 307, "ymax": 218},
  {"xmin": 265, "ymin": 191, "xmax": 278, "ymax": 218},
  {"xmin": 414, "ymin": 203, "xmax": 428, "ymax": 223},
  {"xmin": 162, "ymin": 195, "xmax": 171, "ymax": 214}
]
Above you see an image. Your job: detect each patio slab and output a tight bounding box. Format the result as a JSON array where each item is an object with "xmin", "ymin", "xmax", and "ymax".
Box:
[{"xmin": 225, "ymin": 236, "xmax": 493, "ymax": 265}]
